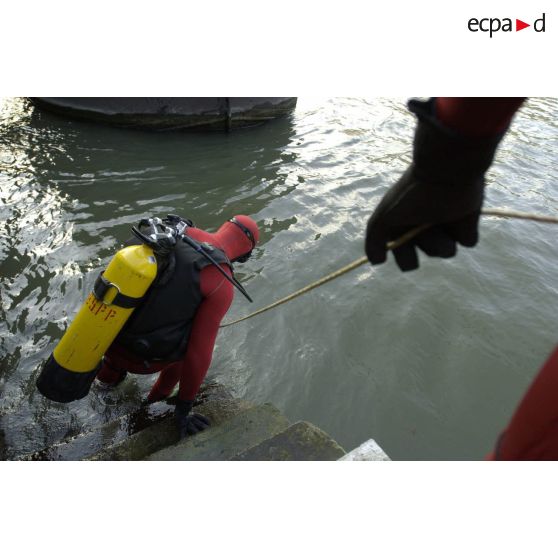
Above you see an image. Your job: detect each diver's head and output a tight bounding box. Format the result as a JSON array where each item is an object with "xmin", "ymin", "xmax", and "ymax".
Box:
[{"xmin": 214, "ymin": 215, "xmax": 259, "ymax": 263}]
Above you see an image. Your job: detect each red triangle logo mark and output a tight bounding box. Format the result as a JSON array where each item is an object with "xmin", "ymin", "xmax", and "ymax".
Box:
[{"xmin": 516, "ymin": 19, "xmax": 530, "ymax": 31}]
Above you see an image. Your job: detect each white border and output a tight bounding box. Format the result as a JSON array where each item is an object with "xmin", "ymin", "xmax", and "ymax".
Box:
[
  {"xmin": 2, "ymin": 461, "xmax": 557, "ymax": 557},
  {"xmin": 1, "ymin": 0, "xmax": 556, "ymax": 553},
  {"xmin": 1, "ymin": 1, "xmax": 556, "ymax": 95}
]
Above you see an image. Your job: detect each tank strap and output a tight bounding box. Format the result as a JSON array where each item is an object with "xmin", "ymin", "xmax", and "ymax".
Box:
[{"xmin": 93, "ymin": 274, "xmax": 144, "ymax": 309}]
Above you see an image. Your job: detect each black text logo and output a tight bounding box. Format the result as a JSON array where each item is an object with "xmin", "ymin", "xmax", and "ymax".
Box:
[{"xmin": 468, "ymin": 13, "xmax": 546, "ymax": 37}]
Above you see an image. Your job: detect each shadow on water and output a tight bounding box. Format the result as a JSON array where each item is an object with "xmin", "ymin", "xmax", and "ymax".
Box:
[{"xmin": 0, "ymin": 98, "xmax": 300, "ymax": 459}]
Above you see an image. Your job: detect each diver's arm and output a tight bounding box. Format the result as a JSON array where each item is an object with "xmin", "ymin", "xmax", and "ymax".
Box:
[
  {"xmin": 436, "ymin": 98, "xmax": 525, "ymax": 137},
  {"xmin": 177, "ymin": 265, "xmax": 234, "ymax": 402}
]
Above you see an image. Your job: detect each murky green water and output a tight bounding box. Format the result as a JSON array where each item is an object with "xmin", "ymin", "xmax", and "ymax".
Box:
[{"xmin": 1, "ymin": 97, "xmax": 557, "ymax": 460}]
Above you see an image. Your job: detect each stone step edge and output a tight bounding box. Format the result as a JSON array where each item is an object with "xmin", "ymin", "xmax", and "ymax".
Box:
[
  {"xmin": 145, "ymin": 402, "xmax": 292, "ymax": 461},
  {"xmin": 231, "ymin": 420, "xmax": 346, "ymax": 461},
  {"xmin": 89, "ymin": 397, "xmax": 256, "ymax": 461}
]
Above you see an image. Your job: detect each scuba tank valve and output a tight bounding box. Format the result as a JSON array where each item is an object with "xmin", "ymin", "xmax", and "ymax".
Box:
[{"xmin": 162, "ymin": 214, "xmax": 253, "ymax": 303}]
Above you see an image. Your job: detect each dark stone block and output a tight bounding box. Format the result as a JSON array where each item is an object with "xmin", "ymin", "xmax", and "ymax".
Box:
[{"xmin": 232, "ymin": 421, "xmax": 346, "ymax": 461}]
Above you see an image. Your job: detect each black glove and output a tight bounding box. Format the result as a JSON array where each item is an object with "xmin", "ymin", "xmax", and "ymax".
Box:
[
  {"xmin": 174, "ymin": 399, "xmax": 211, "ymax": 439},
  {"xmin": 365, "ymin": 98, "xmax": 505, "ymax": 272}
]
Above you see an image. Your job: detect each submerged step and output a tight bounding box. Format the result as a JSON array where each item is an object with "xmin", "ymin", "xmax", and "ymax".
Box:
[
  {"xmin": 18, "ymin": 380, "xmax": 233, "ymax": 461},
  {"xmin": 90, "ymin": 397, "xmax": 254, "ymax": 461},
  {"xmin": 231, "ymin": 421, "xmax": 345, "ymax": 461},
  {"xmin": 147, "ymin": 403, "xmax": 290, "ymax": 461},
  {"xmin": 18, "ymin": 400, "xmax": 173, "ymax": 461}
]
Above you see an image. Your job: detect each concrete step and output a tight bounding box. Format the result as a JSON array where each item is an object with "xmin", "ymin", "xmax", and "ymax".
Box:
[
  {"xmin": 146, "ymin": 403, "xmax": 291, "ymax": 461},
  {"xmin": 231, "ymin": 421, "xmax": 345, "ymax": 461},
  {"xmin": 13, "ymin": 378, "xmax": 356, "ymax": 461},
  {"xmin": 90, "ymin": 396, "xmax": 255, "ymax": 461}
]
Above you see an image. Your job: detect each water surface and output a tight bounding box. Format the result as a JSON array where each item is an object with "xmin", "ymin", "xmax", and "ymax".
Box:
[{"xmin": 1, "ymin": 97, "xmax": 557, "ymax": 459}]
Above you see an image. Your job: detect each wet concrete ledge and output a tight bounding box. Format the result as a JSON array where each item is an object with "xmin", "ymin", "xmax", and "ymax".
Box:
[{"xmin": 20, "ymin": 381, "xmax": 390, "ymax": 461}]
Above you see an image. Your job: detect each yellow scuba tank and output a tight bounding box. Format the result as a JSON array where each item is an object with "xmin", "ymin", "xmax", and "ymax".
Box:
[
  {"xmin": 36, "ymin": 214, "xmax": 252, "ymax": 404},
  {"xmin": 37, "ymin": 241, "xmax": 158, "ymax": 403}
]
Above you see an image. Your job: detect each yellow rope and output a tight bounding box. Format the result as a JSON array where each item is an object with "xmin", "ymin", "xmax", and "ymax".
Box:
[
  {"xmin": 220, "ymin": 208, "xmax": 557, "ymax": 328},
  {"xmin": 480, "ymin": 208, "xmax": 558, "ymax": 224}
]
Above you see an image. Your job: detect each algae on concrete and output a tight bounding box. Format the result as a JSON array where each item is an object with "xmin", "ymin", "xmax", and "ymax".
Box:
[
  {"xmin": 90, "ymin": 397, "xmax": 254, "ymax": 461},
  {"xmin": 147, "ymin": 403, "xmax": 291, "ymax": 461},
  {"xmin": 232, "ymin": 421, "xmax": 345, "ymax": 461}
]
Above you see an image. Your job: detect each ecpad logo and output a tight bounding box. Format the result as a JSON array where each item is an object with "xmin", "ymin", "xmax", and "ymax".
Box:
[{"xmin": 468, "ymin": 13, "xmax": 546, "ymax": 37}]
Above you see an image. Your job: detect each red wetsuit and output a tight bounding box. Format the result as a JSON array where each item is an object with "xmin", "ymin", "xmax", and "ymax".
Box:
[
  {"xmin": 96, "ymin": 227, "xmax": 234, "ymax": 402},
  {"xmin": 436, "ymin": 98, "xmax": 558, "ymax": 459},
  {"xmin": 436, "ymin": 97, "xmax": 525, "ymax": 137},
  {"xmin": 489, "ymin": 346, "xmax": 558, "ymax": 460}
]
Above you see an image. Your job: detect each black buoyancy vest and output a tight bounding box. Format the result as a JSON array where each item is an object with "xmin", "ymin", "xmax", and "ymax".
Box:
[{"xmin": 115, "ymin": 238, "xmax": 230, "ymax": 362}]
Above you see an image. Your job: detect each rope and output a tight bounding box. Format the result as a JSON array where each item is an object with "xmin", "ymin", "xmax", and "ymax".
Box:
[
  {"xmin": 479, "ymin": 208, "xmax": 558, "ymax": 224},
  {"xmin": 220, "ymin": 208, "xmax": 557, "ymax": 328}
]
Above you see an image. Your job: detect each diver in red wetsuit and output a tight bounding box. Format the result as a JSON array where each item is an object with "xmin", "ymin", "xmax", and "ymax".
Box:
[
  {"xmin": 366, "ymin": 97, "xmax": 558, "ymax": 460},
  {"xmin": 95, "ymin": 215, "xmax": 259, "ymax": 439}
]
